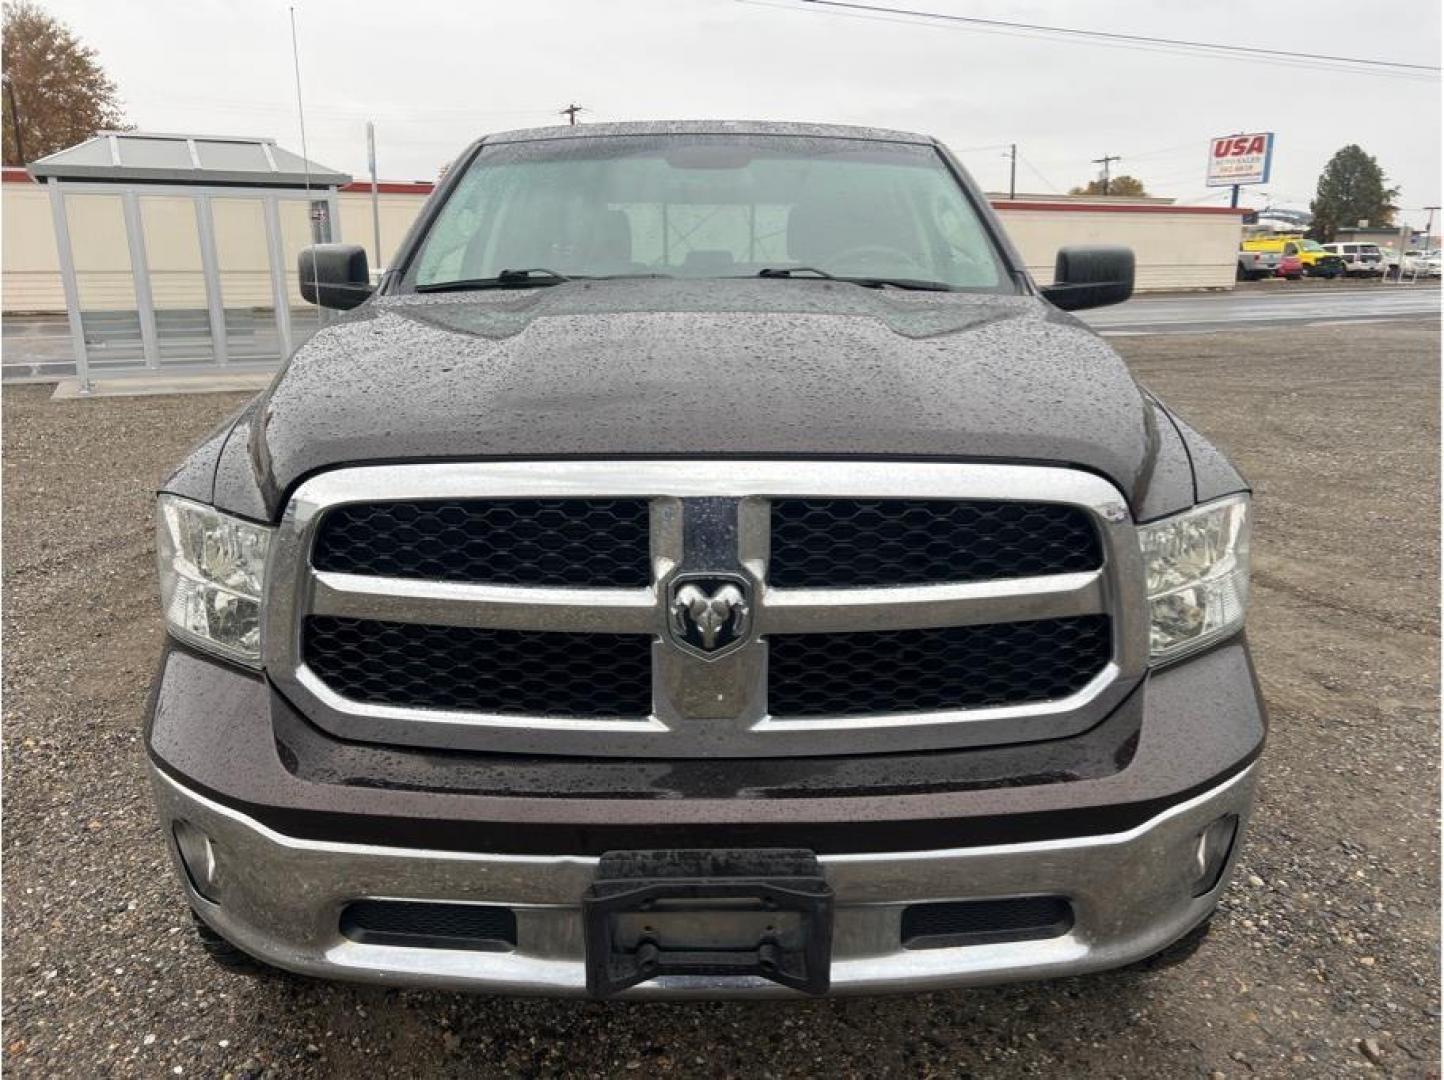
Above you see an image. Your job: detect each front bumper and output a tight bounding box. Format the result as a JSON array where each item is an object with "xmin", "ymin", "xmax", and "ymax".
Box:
[{"xmin": 152, "ymin": 761, "xmax": 1257, "ymax": 997}]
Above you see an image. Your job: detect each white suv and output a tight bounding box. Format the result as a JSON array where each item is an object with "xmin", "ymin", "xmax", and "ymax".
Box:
[
  {"xmin": 1321, "ymin": 242, "xmax": 1385, "ymax": 277},
  {"xmin": 1402, "ymin": 250, "xmax": 1442, "ymax": 278}
]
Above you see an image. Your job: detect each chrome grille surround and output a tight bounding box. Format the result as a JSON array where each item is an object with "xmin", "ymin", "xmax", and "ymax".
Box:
[{"xmin": 263, "ymin": 461, "xmax": 1148, "ymax": 759}]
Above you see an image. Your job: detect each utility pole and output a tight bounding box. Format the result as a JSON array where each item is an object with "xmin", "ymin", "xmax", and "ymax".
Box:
[
  {"xmin": 1007, "ymin": 143, "xmax": 1016, "ymax": 199},
  {"xmin": 3, "ymin": 74, "xmax": 24, "ymax": 165},
  {"xmin": 1091, "ymin": 153, "xmax": 1120, "ymax": 195},
  {"xmin": 1424, "ymin": 206, "xmax": 1441, "ymax": 249},
  {"xmin": 560, "ymin": 103, "xmax": 584, "ymax": 126}
]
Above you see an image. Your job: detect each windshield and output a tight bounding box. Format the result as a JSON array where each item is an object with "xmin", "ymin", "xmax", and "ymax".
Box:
[
  {"xmin": 1299, "ymin": 239, "xmax": 1325, "ymax": 252},
  {"xmin": 406, "ymin": 134, "xmax": 1010, "ymax": 292}
]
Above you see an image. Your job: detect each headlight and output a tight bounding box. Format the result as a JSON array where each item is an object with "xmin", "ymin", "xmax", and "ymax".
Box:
[
  {"xmin": 156, "ymin": 494, "xmax": 272, "ymax": 666},
  {"xmin": 1139, "ymin": 494, "xmax": 1250, "ymax": 662}
]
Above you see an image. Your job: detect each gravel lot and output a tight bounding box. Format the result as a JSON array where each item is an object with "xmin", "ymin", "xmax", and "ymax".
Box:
[{"xmin": 3, "ymin": 320, "xmax": 1439, "ymax": 1078}]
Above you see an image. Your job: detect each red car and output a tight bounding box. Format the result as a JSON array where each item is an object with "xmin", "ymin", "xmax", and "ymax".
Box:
[{"xmin": 1276, "ymin": 252, "xmax": 1304, "ymax": 280}]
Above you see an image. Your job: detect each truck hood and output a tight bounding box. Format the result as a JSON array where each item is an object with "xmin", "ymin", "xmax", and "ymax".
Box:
[{"xmin": 239, "ymin": 279, "xmax": 1172, "ymax": 517}]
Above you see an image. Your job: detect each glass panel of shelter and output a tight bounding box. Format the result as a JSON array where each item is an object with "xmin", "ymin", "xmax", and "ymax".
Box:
[
  {"xmin": 138, "ymin": 194, "xmax": 215, "ymax": 364},
  {"xmin": 64, "ymin": 192, "xmax": 144, "ymax": 373},
  {"xmin": 210, "ymin": 196, "xmax": 282, "ymax": 364}
]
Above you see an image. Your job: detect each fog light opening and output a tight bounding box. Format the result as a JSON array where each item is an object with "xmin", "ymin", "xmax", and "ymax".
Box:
[
  {"xmin": 173, "ymin": 820, "xmax": 220, "ymax": 904},
  {"xmin": 1190, "ymin": 814, "xmax": 1239, "ymax": 897}
]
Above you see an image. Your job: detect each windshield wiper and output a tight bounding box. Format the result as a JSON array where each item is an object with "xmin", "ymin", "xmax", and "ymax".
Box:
[
  {"xmin": 752, "ymin": 267, "xmax": 954, "ymax": 291},
  {"xmin": 755, "ymin": 266, "xmax": 836, "ymax": 279},
  {"xmin": 844, "ymin": 276, "xmax": 956, "ymax": 292},
  {"xmin": 415, "ymin": 267, "xmax": 571, "ymax": 293}
]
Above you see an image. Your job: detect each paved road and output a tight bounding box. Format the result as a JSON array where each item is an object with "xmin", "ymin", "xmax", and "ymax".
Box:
[
  {"xmin": 4, "ymin": 286, "xmax": 1437, "ymax": 380},
  {"xmin": 1083, "ymin": 283, "xmax": 1440, "ymax": 334}
]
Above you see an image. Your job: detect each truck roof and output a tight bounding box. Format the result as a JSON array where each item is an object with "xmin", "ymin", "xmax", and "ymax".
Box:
[{"xmin": 481, "ymin": 119, "xmax": 936, "ymax": 146}]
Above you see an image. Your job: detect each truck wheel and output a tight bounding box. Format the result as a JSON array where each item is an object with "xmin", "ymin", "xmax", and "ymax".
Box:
[
  {"xmin": 189, "ymin": 910, "xmax": 289, "ymax": 980},
  {"xmin": 1129, "ymin": 915, "xmax": 1213, "ymax": 972}
]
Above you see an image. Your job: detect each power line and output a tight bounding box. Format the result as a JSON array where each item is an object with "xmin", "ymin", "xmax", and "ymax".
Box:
[
  {"xmin": 746, "ymin": 0, "xmax": 1434, "ymax": 79},
  {"xmin": 790, "ymin": 0, "xmax": 1440, "ymax": 72},
  {"xmin": 944, "ymin": 142, "xmax": 1012, "ymax": 154},
  {"xmin": 1017, "ymin": 152, "xmax": 1060, "ymax": 195},
  {"xmin": 1120, "ymin": 139, "xmax": 1207, "ymax": 163}
]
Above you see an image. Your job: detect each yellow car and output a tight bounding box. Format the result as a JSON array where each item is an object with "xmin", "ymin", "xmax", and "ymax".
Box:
[{"xmin": 1240, "ymin": 236, "xmax": 1345, "ymax": 278}]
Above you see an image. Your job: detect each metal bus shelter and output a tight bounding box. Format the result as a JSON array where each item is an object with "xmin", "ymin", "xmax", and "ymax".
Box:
[{"xmin": 27, "ymin": 132, "xmax": 350, "ymax": 392}]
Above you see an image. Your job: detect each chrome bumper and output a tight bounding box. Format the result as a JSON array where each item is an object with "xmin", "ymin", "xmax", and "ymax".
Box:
[{"xmin": 150, "ymin": 763, "xmax": 1257, "ymax": 997}]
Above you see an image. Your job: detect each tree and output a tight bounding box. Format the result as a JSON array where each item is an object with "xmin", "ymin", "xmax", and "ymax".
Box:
[
  {"xmin": 1069, "ymin": 175, "xmax": 1148, "ymax": 197},
  {"xmin": 2, "ymin": 1, "xmax": 126, "ymax": 166},
  {"xmin": 1307, "ymin": 145, "xmax": 1399, "ymax": 243}
]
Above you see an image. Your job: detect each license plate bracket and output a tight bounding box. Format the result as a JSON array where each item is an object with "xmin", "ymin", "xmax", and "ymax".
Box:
[{"xmin": 583, "ymin": 849, "xmax": 833, "ymax": 997}]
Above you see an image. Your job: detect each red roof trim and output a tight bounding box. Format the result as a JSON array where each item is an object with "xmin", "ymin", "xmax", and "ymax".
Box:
[
  {"xmin": 3, "ymin": 166, "xmax": 36, "ymax": 183},
  {"xmin": 339, "ymin": 180, "xmax": 435, "ymax": 195},
  {"xmin": 990, "ymin": 199, "xmax": 1248, "ymax": 216}
]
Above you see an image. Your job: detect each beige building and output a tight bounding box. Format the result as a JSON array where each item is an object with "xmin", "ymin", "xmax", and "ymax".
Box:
[
  {"xmin": 2, "ymin": 170, "xmax": 1245, "ymax": 315},
  {"xmin": 990, "ymin": 195, "xmax": 1246, "ymax": 292}
]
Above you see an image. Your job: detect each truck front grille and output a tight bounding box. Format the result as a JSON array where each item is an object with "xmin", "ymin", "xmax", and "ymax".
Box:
[
  {"xmin": 303, "ymin": 616, "xmax": 653, "ymax": 718},
  {"xmin": 769, "ymin": 499, "xmax": 1101, "ymax": 587},
  {"xmin": 768, "ymin": 616, "xmax": 1111, "ymax": 718},
  {"xmin": 266, "ymin": 462, "xmax": 1145, "ymax": 758},
  {"xmin": 313, "ymin": 498, "xmax": 651, "ymax": 587}
]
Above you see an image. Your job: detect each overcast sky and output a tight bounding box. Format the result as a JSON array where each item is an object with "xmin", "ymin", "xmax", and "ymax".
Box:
[{"xmin": 44, "ymin": 0, "xmax": 1444, "ymax": 228}]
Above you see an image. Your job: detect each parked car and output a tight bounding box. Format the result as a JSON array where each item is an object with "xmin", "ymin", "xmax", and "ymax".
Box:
[
  {"xmin": 1237, "ymin": 247, "xmax": 1281, "ymax": 281},
  {"xmin": 1401, "ymin": 249, "xmax": 1442, "ymax": 278},
  {"xmin": 148, "ymin": 120, "xmax": 1263, "ymax": 999},
  {"xmin": 1239, "ymin": 235, "xmax": 1344, "ymax": 278},
  {"xmin": 1321, "ymin": 242, "xmax": 1385, "ymax": 277},
  {"xmin": 1276, "ymin": 251, "xmax": 1304, "ymax": 280}
]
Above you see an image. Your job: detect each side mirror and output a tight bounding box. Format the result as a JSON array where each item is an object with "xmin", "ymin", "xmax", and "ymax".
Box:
[
  {"xmin": 299, "ymin": 244, "xmax": 373, "ymax": 311},
  {"xmin": 1040, "ymin": 246, "xmax": 1134, "ymax": 311}
]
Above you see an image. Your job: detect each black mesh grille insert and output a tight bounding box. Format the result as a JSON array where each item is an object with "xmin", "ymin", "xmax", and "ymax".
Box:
[
  {"xmin": 902, "ymin": 896, "xmax": 1073, "ymax": 949},
  {"xmin": 312, "ymin": 499, "xmax": 651, "ymax": 587},
  {"xmin": 340, "ymin": 900, "xmax": 517, "ymax": 950},
  {"xmin": 767, "ymin": 616, "xmax": 1110, "ymax": 717},
  {"xmin": 769, "ymin": 499, "xmax": 1101, "ymax": 588},
  {"xmin": 303, "ymin": 617, "xmax": 653, "ymax": 718}
]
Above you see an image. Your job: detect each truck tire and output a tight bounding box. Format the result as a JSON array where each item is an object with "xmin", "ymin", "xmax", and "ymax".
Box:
[{"xmin": 189, "ymin": 910, "xmax": 289, "ymax": 980}]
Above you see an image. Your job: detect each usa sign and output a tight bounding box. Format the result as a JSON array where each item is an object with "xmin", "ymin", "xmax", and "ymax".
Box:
[{"xmin": 1206, "ymin": 132, "xmax": 1275, "ymax": 187}]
